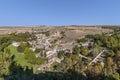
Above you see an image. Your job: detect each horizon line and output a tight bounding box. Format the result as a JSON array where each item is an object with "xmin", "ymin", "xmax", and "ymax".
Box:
[{"xmin": 0, "ymin": 25, "xmax": 120, "ymax": 27}]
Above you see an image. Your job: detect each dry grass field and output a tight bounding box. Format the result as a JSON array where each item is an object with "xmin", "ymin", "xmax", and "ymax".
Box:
[{"xmin": 0, "ymin": 26, "xmax": 112, "ymax": 39}]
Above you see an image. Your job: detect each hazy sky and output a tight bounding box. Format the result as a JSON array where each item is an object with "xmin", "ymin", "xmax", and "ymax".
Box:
[{"xmin": 0, "ymin": 0, "xmax": 120, "ymax": 26}]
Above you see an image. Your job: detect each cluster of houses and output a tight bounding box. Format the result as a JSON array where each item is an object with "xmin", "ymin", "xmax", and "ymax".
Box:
[
  {"xmin": 11, "ymin": 30, "xmax": 106, "ymax": 71},
  {"xmin": 29, "ymin": 31, "xmax": 73, "ymax": 71},
  {"xmin": 11, "ymin": 30, "xmax": 80, "ymax": 71}
]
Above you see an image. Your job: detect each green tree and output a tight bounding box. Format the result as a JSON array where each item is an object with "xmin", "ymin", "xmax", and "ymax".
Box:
[
  {"xmin": 81, "ymin": 48, "xmax": 89, "ymax": 56},
  {"xmin": 112, "ymin": 72, "xmax": 120, "ymax": 80},
  {"xmin": 0, "ymin": 52, "xmax": 13, "ymax": 77},
  {"xmin": 17, "ymin": 42, "xmax": 30, "ymax": 53},
  {"xmin": 35, "ymin": 48, "xmax": 41, "ymax": 53},
  {"xmin": 57, "ymin": 51, "xmax": 65, "ymax": 58},
  {"xmin": 35, "ymin": 57, "xmax": 45, "ymax": 65},
  {"xmin": 72, "ymin": 45, "xmax": 80, "ymax": 55},
  {"xmin": 24, "ymin": 47, "xmax": 36, "ymax": 64},
  {"xmin": 106, "ymin": 57, "xmax": 113, "ymax": 74},
  {"xmin": 17, "ymin": 42, "xmax": 25, "ymax": 53},
  {"xmin": 105, "ymin": 50, "xmax": 114, "ymax": 57}
]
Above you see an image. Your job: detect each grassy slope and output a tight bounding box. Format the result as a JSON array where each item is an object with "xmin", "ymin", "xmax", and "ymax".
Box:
[{"xmin": 7, "ymin": 45, "xmax": 38, "ymax": 73}]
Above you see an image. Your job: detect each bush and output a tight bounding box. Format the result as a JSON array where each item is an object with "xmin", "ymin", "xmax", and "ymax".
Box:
[
  {"xmin": 17, "ymin": 46, "xmax": 24, "ymax": 53},
  {"xmin": 35, "ymin": 48, "xmax": 41, "ymax": 53},
  {"xmin": 35, "ymin": 57, "xmax": 45, "ymax": 65}
]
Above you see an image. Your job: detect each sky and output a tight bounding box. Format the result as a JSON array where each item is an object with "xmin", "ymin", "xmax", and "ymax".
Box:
[{"xmin": 0, "ymin": 0, "xmax": 120, "ymax": 26}]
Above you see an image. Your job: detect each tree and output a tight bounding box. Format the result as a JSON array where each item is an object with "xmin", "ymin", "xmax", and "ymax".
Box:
[
  {"xmin": 96, "ymin": 40, "xmax": 103, "ymax": 46},
  {"xmin": 4, "ymin": 48, "xmax": 11, "ymax": 54},
  {"xmin": 57, "ymin": 51, "xmax": 65, "ymax": 58},
  {"xmin": 10, "ymin": 32, "xmax": 36, "ymax": 41},
  {"xmin": 72, "ymin": 45, "xmax": 80, "ymax": 55},
  {"xmin": 35, "ymin": 48, "xmax": 41, "ymax": 53},
  {"xmin": 0, "ymin": 37, "xmax": 11, "ymax": 52},
  {"xmin": 105, "ymin": 50, "xmax": 114, "ymax": 57},
  {"xmin": 106, "ymin": 57, "xmax": 113, "ymax": 74},
  {"xmin": 70, "ymin": 54, "xmax": 81, "ymax": 65},
  {"xmin": 116, "ymin": 51, "xmax": 120, "ymax": 67},
  {"xmin": 116, "ymin": 51, "xmax": 120, "ymax": 60},
  {"xmin": 17, "ymin": 42, "xmax": 26, "ymax": 53},
  {"xmin": 81, "ymin": 48, "xmax": 89, "ymax": 56},
  {"xmin": 112, "ymin": 72, "xmax": 120, "ymax": 80},
  {"xmin": 17, "ymin": 45, "xmax": 24, "ymax": 53},
  {"xmin": 35, "ymin": 57, "xmax": 45, "ymax": 65},
  {"xmin": 0, "ymin": 52, "xmax": 13, "ymax": 77},
  {"xmin": 24, "ymin": 47, "xmax": 36, "ymax": 64}
]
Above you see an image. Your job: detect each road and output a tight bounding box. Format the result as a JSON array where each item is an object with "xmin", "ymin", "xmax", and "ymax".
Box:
[
  {"xmin": 79, "ymin": 54, "xmax": 92, "ymax": 60},
  {"xmin": 88, "ymin": 50, "xmax": 105, "ymax": 65},
  {"xmin": 81, "ymin": 49, "xmax": 105, "ymax": 72}
]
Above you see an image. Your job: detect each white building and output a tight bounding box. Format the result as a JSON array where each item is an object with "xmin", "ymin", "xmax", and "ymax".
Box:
[{"xmin": 12, "ymin": 41, "xmax": 20, "ymax": 47}]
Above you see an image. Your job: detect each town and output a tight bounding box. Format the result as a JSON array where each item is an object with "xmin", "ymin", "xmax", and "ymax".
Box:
[
  {"xmin": 1, "ymin": 26, "xmax": 120, "ymax": 80},
  {"xmin": 11, "ymin": 26, "xmax": 112, "ymax": 71}
]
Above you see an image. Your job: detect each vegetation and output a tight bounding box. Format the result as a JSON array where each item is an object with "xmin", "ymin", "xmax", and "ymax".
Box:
[
  {"xmin": 24, "ymin": 47, "xmax": 45, "ymax": 65},
  {"xmin": 57, "ymin": 50, "xmax": 65, "ymax": 58},
  {"xmin": 1, "ymin": 27, "xmax": 120, "ymax": 80},
  {"xmin": 34, "ymin": 48, "xmax": 42, "ymax": 53},
  {"xmin": 10, "ymin": 32, "xmax": 37, "ymax": 41},
  {"xmin": 41, "ymin": 31, "xmax": 50, "ymax": 36},
  {"xmin": 0, "ymin": 32, "xmax": 45, "ymax": 79},
  {"xmin": 0, "ymin": 37, "xmax": 11, "ymax": 52}
]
